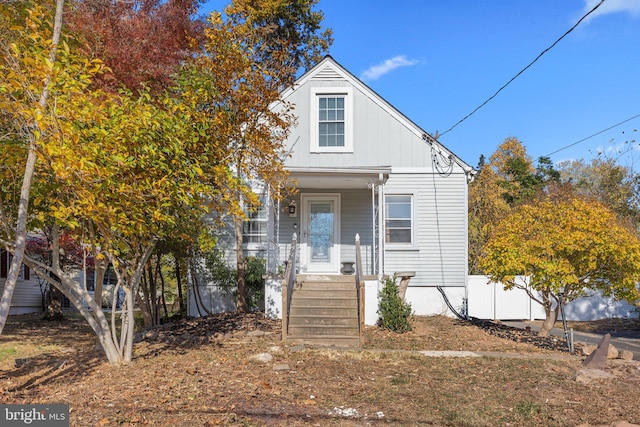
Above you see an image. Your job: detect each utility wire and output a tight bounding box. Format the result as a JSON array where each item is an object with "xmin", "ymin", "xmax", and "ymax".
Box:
[
  {"xmin": 545, "ymin": 112, "xmax": 640, "ymax": 157},
  {"xmin": 439, "ymin": 0, "xmax": 605, "ymax": 138}
]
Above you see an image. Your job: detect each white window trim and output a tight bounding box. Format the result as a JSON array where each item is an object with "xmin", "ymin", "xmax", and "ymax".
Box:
[
  {"xmin": 310, "ymin": 87, "xmax": 353, "ymax": 153},
  {"xmin": 242, "ymin": 193, "xmax": 269, "ymax": 249},
  {"xmin": 384, "ymin": 193, "xmax": 416, "ymax": 249}
]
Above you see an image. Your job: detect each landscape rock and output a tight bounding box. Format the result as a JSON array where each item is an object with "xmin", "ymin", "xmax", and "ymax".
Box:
[
  {"xmin": 582, "ymin": 345, "xmax": 596, "ymax": 356},
  {"xmin": 273, "ymin": 364, "xmax": 290, "ymax": 371},
  {"xmin": 250, "ymin": 352, "xmax": 273, "ymax": 363},
  {"xmin": 582, "ymin": 333, "xmax": 611, "ymax": 369},
  {"xmin": 574, "ymin": 368, "xmax": 616, "ymax": 384},
  {"xmin": 607, "ymin": 344, "xmax": 619, "ymax": 359},
  {"xmin": 619, "ymin": 350, "xmax": 634, "ymax": 361}
]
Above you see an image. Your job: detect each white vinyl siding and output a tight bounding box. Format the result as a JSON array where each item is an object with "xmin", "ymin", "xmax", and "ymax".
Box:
[{"xmin": 384, "ymin": 173, "xmax": 468, "ymax": 289}]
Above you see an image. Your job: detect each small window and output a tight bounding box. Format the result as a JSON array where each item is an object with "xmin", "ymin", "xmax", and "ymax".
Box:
[
  {"xmin": 0, "ymin": 250, "xmax": 30, "ymax": 280},
  {"xmin": 242, "ymin": 196, "xmax": 268, "ymax": 245},
  {"xmin": 310, "ymin": 87, "xmax": 353, "ymax": 152},
  {"xmin": 0, "ymin": 250, "xmax": 7, "ymax": 278},
  {"xmin": 85, "ymin": 266, "xmax": 96, "ymax": 291},
  {"xmin": 385, "ymin": 195, "xmax": 413, "ymax": 244}
]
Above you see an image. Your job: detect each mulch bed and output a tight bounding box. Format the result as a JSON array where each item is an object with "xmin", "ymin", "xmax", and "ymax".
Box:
[{"xmin": 466, "ymin": 317, "xmax": 581, "ymax": 354}]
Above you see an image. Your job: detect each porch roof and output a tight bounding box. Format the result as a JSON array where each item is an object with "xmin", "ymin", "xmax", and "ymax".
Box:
[{"xmin": 286, "ymin": 166, "xmax": 391, "ymax": 189}]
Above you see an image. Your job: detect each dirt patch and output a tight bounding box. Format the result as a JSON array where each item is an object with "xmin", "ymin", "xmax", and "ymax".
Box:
[{"xmin": 1, "ymin": 313, "xmax": 639, "ymax": 426}]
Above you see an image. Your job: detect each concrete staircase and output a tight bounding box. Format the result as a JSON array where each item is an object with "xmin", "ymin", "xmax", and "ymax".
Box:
[{"xmin": 286, "ymin": 274, "xmax": 360, "ymax": 347}]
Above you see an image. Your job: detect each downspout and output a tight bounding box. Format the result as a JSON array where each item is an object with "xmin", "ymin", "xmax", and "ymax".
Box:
[{"xmin": 464, "ymin": 174, "xmax": 470, "ymax": 319}]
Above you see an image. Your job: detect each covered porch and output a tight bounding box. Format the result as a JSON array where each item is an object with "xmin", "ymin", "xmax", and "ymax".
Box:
[{"xmin": 268, "ymin": 166, "xmax": 391, "ymax": 277}]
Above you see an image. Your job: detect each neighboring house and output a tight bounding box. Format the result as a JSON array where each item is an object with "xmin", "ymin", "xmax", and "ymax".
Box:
[
  {"xmin": 0, "ymin": 249, "xmax": 42, "ymax": 315},
  {"xmin": 189, "ymin": 56, "xmax": 476, "ymax": 334}
]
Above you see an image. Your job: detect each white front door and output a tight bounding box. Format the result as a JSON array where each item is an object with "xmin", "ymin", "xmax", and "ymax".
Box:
[{"xmin": 301, "ymin": 194, "xmax": 340, "ymax": 273}]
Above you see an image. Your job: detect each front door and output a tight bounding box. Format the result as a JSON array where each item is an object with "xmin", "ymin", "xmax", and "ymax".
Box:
[{"xmin": 301, "ymin": 194, "xmax": 340, "ymax": 273}]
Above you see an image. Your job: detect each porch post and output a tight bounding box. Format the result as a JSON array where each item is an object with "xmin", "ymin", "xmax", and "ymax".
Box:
[
  {"xmin": 378, "ymin": 173, "xmax": 385, "ymax": 281},
  {"xmin": 370, "ymin": 182, "xmax": 376, "ymax": 275}
]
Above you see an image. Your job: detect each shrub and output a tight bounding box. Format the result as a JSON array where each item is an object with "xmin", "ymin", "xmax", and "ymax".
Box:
[
  {"xmin": 377, "ymin": 276, "xmax": 412, "ymax": 333},
  {"xmin": 204, "ymin": 249, "xmax": 265, "ymax": 311}
]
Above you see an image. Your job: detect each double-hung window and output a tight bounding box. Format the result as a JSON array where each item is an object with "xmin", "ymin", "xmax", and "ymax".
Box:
[
  {"xmin": 242, "ymin": 196, "xmax": 268, "ymax": 245},
  {"xmin": 310, "ymin": 87, "xmax": 353, "ymax": 152},
  {"xmin": 318, "ymin": 96, "xmax": 344, "ymax": 147},
  {"xmin": 385, "ymin": 195, "xmax": 413, "ymax": 245}
]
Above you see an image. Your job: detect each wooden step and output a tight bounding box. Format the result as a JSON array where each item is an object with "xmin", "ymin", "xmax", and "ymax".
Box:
[
  {"xmin": 285, "ymin": 276, "xmax": 361, "ymax": 348},
  {"xmin": 289, "ymin": 306, "xmax": 358, "ymax": 317},
  {"xmin": 288, "ymin": 314, "xmax": 359, "ymax": 327},
  {"xmin": 286, "ymin": 335, "xmax": 360, "ymax": 347}
]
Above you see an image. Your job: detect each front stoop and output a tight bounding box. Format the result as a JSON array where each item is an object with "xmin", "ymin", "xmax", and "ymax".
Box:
[{"xmin": 286, "ymin": 275, "xmax": 360, "ymax": 347}]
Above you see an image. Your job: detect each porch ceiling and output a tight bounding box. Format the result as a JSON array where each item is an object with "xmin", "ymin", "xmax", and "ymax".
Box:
[{"xmin": 286, "ymin": 166, "xmax": 391, "ymax": 189}]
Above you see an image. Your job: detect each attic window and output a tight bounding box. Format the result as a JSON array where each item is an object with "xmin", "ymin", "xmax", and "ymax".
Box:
[{"xmin": 310, "ymin": 87, "xmax": 353, "ymax": 153}]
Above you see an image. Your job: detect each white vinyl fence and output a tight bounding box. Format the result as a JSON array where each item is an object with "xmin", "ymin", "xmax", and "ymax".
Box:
[{"xmin": 468, "ymin": 275, "xmax": 638, "ymax": 321}]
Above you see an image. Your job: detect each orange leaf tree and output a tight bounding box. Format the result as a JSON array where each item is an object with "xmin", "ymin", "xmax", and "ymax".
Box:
[
  {"xmin": 185, "ymin": 0, "xmax": 331, "ymax": 312},
  {"xmin": 480, "ymin": 194, "xmax": 640, "ymax": 336}
]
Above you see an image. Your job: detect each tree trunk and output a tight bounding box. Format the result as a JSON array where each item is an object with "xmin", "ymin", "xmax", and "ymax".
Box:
[
  {"xmin": 138, "ymin": 270, "xmax": 153, "ymax": 328},
  {"xmin": 157, "ymin": 256, "xmax": 168, "ymax": 320},
  {"xmin": 93, "ymin": 254, "xmax": 107, "ymax": 310},
  {"xmin": 148, "ymin": 262, "xmax": 158, "ymax": 324},
  {"xmin": 136, "ymin": 292, "xmax": 153, "ymax": 329},
  {"xmin": 538, "ymin": 292, "xmax": 559, "ymax": 337},
  {"xmin": 25, "ymin": 258, "xmax": 122, "ymax": 363},
  {"xmin": 0, "ymin": 0, "xmax": 65, "ymax": 335},
  {"xmin": 43, "ymin": 285, "xmax": 65, "ymax": 321},
  {"xmin": 235, "ymin": 216, "xmax": 248, "ymax": 313},
  {"xmin": 175, "ymin": 256, "xmax": 184, "ymax": 316},
  {"xmin": 123, "ymin": 287, "xmax": 136, "ymax": 362}
]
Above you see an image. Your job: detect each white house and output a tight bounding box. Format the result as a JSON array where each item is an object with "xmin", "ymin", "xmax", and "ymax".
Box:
[
  {"xmin": 188, "ymin": 56, "xmax": 476, "ymax": 337},
  {"xmin": 0, "ymin": 249, "xmax": 43, "ymax": 315}
]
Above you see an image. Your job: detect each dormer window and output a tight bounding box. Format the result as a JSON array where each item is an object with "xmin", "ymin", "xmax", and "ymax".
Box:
[{"xmin": 310, "ymin": 87, "xmax": 353, "ymax": 153}]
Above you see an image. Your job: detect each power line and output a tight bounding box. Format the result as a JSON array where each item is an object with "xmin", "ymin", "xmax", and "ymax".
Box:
[
  {"xmin": 439, "ymin": 0, "xmax": 605, "ymax": 138},
  {"xmin": 544, "ymin": 112, "xmax": 640, "ymax": 157}
]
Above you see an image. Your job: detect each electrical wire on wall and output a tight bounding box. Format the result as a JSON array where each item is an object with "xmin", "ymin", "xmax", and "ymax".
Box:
[{"xmin": 431, "ymin": 145, "xmax": 455, "ymax": 177}]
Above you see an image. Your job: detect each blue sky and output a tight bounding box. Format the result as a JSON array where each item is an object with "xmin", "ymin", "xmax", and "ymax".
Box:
[{"xmin": 202, "ymin": 0, "xmax": 640, "ymax": 168}]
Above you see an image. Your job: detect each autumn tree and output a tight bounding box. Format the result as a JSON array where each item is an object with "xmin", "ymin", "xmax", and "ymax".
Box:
[
  {"xmin": 67, "ymin": 0, "xmax": 204, "ymax": 94},
  {"xmin": 480, "ymin": 192, "xmax": 640, "ymax": 336},
  {"xmin": 558, "ymin": 157, "xmax": 640, "ymax": 224},
  {"xmin": 468, "ymin": 137, "xmax": 559, "ymax": 273},
  {"xmin": 190, "ymin": 0, "xmax": 332, "ymax": 312},
  {"xmin": 0, "ymin": 0, "xmax": 72, "ymax": 334},
  {"xmin": 64, "ymin": 0, "xmax": 207, "ymax": 322}
]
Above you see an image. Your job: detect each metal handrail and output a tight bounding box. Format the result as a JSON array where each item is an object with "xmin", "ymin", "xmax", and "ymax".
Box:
[
  {"xmin": 281, "ymin": 233, "xmax": 297, "ymax": 342},
  {"xmin": 354, "ymin": 233, "xmax": 365, "ymax": 346}
]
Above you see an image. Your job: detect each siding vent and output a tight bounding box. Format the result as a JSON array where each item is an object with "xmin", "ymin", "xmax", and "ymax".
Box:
[{"xmin": 315, "ymin": 64, "xmax": 345, "ymax": 81}]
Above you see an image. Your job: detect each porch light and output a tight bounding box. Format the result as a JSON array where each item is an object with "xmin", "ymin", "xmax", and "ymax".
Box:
[{"xmin": 288, "ymin": 200, "xmax": 297, "ymax": 217}]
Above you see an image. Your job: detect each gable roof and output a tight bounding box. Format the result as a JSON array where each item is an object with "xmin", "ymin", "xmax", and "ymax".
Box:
[{"xmin": 283, "ymin": 56, "xmax": 476, "ymax": 178}]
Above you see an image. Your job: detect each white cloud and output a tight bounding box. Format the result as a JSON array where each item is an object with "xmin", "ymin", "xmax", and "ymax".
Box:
[
  {"xmin": 360, "ymin": 55, "xmax": 419, "ymax": 82},
  {"xmin": 579, "ymin": 0, "xmax": 640, "ymax": 23}
]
